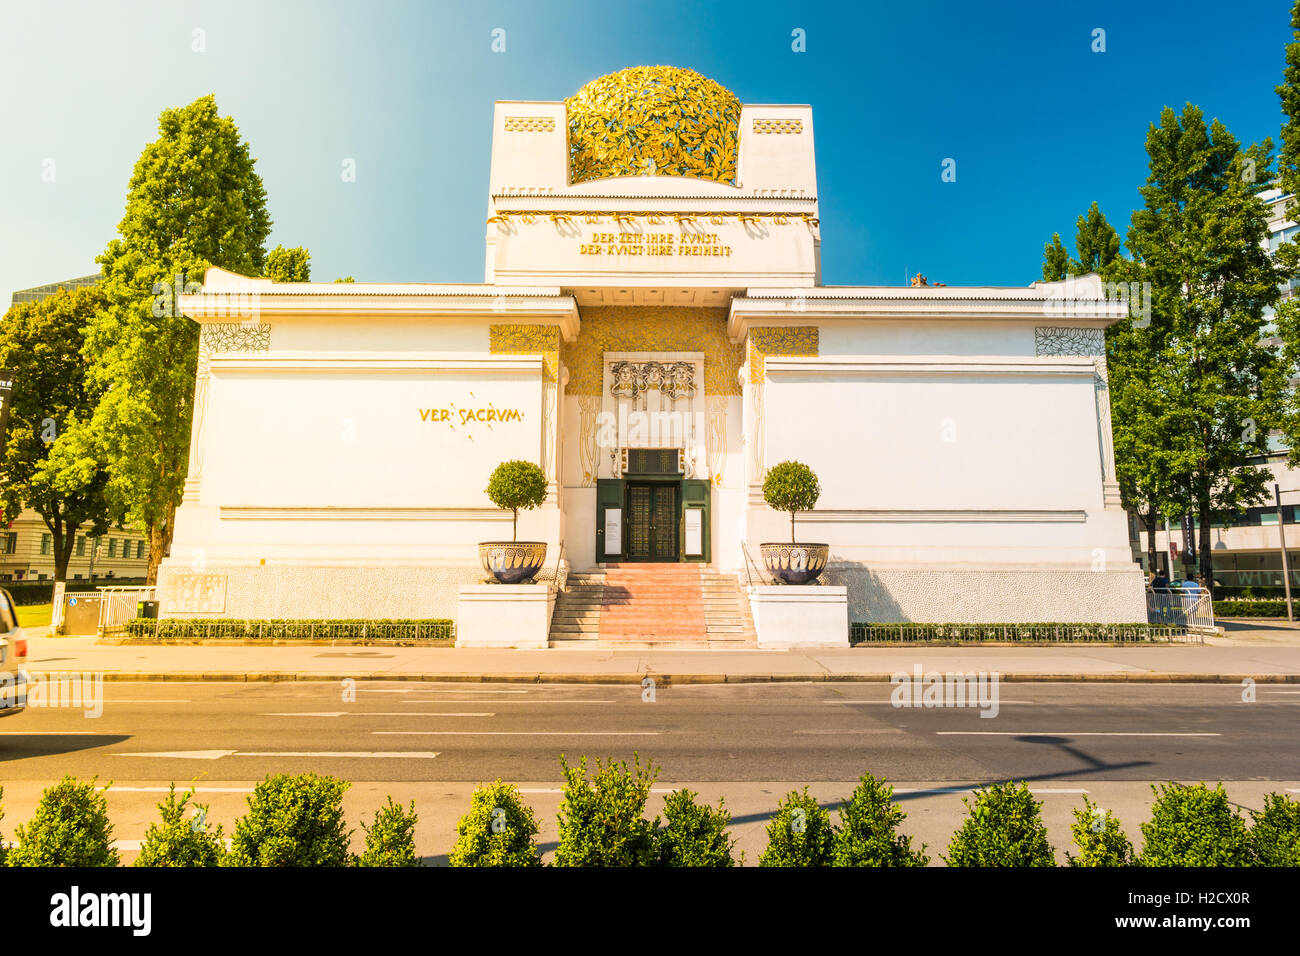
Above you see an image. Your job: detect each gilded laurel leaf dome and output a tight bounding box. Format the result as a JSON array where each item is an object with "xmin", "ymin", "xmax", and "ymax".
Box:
[{"xmin": 566, "ymin": 66, "xmax": 741, "ymax": 186}]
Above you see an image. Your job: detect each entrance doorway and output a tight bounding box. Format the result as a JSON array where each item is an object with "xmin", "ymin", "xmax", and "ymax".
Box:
[{"xmin": 626, "ymin": 482, "xmax": 678, "ymax": 562}]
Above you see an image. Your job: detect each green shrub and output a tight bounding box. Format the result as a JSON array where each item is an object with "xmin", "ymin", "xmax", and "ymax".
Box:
[
  {"xmin": 449, "ymin": 780, "xmax": 542, "ymax": 867},
  {"xmin": 762, "ymin": 460, "xmax": 821, "ymax": 543},
  {"xmin": 655, "ymin": 789, "xmax": 736, "ymax": 867},
  {"xmin": 227, "ymin": 773, "xmax": 352, "ymax": 867},
  {"xmin": 945, "ymin": 782, "xmax": 1054, "ymax": 866},
  {"xmin": 1139, "ymin": 783, "xmax": 1250, "ymax": 866},
  {"xmin": 134, "ymin": 785, "xmax": 226, "ymax": 867},
  {"xmin": 832, "ymin": 774, "xmax": 928, "ymax": 867},
  {"xmin": 0, "ymin": 785, "xmax": 7, "ymax": 866},
  {"xmin": 485, "ymin": 460, "xmax": 548, "ymax": 541},
  {"xmin": 1067, "ymin": 796, "xmax": 1134, "ymax": 867},
  {"xmin": 553, "ymin": 754, "xmax": 659, "ymax": 867},
  {"xmin": 759, "ymin": 788, "xmax": 836, "ymax": 867},
  {"xmin": 1214, "ymin": 600, "xmax": 1290, "ymax": 617},
  {"xmin": 9, "ymin": 776, "xmax": 119, "ymax": 867},
  {"xmin": 1248, "ymin": 792, "xmax": 1300, "ymax": 866},
  {"xmin": 356, "ymin": 797, "xmax": 419, "ymax": 867}
]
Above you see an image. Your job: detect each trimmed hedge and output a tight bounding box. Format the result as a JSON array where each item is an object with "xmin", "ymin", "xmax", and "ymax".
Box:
[
  {"xmin": 121, "ymin": 618, "xmax": 454, "ymax": 640},
  {"xmin": 1214, "ymin": 600, "xmax": 1292, "ymax": 618},
  {"xmin": 852, "ymin": 622, "xmax": 1177, "ymax": 643}
]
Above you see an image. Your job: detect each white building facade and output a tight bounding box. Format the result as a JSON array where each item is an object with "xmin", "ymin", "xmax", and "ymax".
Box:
[{"xmin": 160, "ymin": 67, "xmax": 1145, "ymax": 628}]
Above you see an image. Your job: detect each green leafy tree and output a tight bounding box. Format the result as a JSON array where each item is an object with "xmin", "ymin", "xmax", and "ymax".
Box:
[
  {"xmin": 9, "ymin": 776, "xmax": 119, "ymax": 867},
  {"xmin": 762, "ymin": 460, "xmax": 821, "ymax": 543},
  {"xmin": 334, "ymin": 276, "xmax": 355, "ymax": 283},
  {"xmin": 134, "ymin": 784, "xmax": 226, "ymax": 867},
  {"xmin": 227, "ymin": 773, "xmax": 352, "ymax": 867},
  {"xmin": 485, "ymin": 460, "xmax": 548, "ymax": 541},
  {"xmin": 263, "ymin": 244, "xmax": 311, "ymax": 282},
  {"xmin": 553, "ymin": 754, "xmax": 659, "ymax": 867},
  {"xmin": 0, "ymin": 287, "xmax": 113, "ymax": 581},
  {"xmin": 655, "ymin": 789, "xmax": 737, "ymax": 867},
  {"xmin": 832, "ymin": 774, "xmax": 928, "ymax": 867},
  {"xmin": 1125, "ymin": 104, "xmax": 1286, "ymax": 585},
  {"xmin": 1276, "ymin": 0, "xmax": 1300, "ymax": 278},
  {"xmin": 1139, "ymin": 782, "xmax": 1251, "ymax": 866},
  {"xmin": 1248, "ymin": 791, "xmax": 1300, "ymax": 866},
  {"xmin": 85, "ymin": 94, "xmax": 272, "ymax": 583},
  {"xmin": 1041, "ymin": 202, "xmax": 1122, "ymax": 281},
  {"xmin": 356, "ymin": 797, "xmax": 419, "ymax": 867},
  {"xmin": 449, "ymin": 780, "xmax": 542, "ymax": 867},
  {"xmin": 945, "ymin": 781, "xmax": 1055, "ymax": 866},
  {"xmin": 1067, "ymin": 796, "xmax": 1134, "ymax": 867},
  {"xmin": 758, "ymin": 788, "xmax": 835, "ymax": 867}
]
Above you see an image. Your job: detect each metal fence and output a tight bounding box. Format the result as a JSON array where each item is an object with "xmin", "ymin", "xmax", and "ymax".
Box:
[
  {"xmin": 96, "ymin": 585, "xmax": 156, "ymax": 633},
  {"xmin": 851, "ymin": 623, "xmax": 1191, "ymax": 644},
  {"xmin": 111, "ymin": 618, "xmax": 455, "ymax": 641},
  {"xmin": 1146, "ymin": 588, "xmax": 1216, "ymax": 634}
]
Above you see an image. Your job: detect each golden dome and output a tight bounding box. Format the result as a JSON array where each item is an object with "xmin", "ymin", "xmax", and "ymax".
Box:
[{"xmin": 565, "ymin": 66, "xmax": 741, "ymax": 186}]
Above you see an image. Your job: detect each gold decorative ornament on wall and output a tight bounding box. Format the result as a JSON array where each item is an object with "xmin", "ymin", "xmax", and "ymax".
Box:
[{"xmin": 566, "ymin": 66, "xmax": 742, "ymax": 186}]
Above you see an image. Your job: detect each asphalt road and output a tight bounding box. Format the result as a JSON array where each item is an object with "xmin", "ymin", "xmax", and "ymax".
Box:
[
  {"xmin": 1, "ymin": 679, "xmax": 1296, "ymax": 781},
  {"xmin": 0, "ymin": 680, "xmax": 1295, "ymax": 863}
]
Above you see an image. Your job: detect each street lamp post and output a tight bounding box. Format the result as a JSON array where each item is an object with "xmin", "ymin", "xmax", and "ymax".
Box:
[{"xmin": 1277, "ymin": 484, "xmax": 1294, "ymax": 623}]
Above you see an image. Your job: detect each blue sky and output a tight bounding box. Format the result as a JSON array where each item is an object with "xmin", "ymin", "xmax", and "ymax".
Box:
[{"xmin": 0, "ymin": 0, "xmax": 1294, "ymax": 298}]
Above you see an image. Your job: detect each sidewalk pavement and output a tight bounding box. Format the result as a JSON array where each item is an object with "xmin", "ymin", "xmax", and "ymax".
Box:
[{"xmin": 19, "ymin": 623, "xmax": 1300, "ymax": 683}]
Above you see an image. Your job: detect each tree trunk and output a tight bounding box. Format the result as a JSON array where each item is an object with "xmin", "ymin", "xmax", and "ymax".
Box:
[
  {"xmin": 512, "ymin": 509, "xmax": 518, "ymax": 542},
  {"xmin": 145, "ymin": 501, "xmax": 178, "ymax": 586},
  {"xmin": 790, "ymin": 511, "xmax": 796, "ymax": 544},
  {"xmin": 146, "ymin": 524, "xmax": 166, "ymax": 586},
  {"xmin": 1197, "ymin": 500, "xmax": 1214, "ymax": 588},
  {"xmin": 53, "ymin": 523, "xmax": 77, "ymax": 583},
  {"xmin": 1144, "ymin": 511, "xmax": 1159, "ymax": 573}
]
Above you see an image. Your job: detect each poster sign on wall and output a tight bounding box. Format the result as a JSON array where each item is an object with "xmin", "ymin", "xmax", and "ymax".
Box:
[
  {"xmin": 685, "ymin": 508, "xmax": 703, "ymax": 557},
  {"xmin": 604, "ymin": 508, "xmax": 622, "ymax": 556},
  {"xmin": 0, "ymin": 369, "xmax": 14, "ymax": 459}
]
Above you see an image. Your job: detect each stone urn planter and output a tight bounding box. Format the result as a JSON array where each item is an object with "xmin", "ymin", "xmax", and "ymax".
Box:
[
  {"xmin": 760, "ymin": 542, "xmax": 829, "ymax": 585},
  {"xmin": 481, "ymin": 460, "xmax": 549, "ymax": 583},
  {"xmin": 760, "ymin": 460, "xmax": 827, "ymax": 584},
  {"xmin": 478, "ymin": 541, "xmax": 548, "ymax": 584}
]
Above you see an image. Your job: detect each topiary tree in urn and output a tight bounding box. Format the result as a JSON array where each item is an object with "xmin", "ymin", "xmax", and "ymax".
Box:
[
  {"xmin": 480, "ymin": 460, "xmax": 549, "ymax": 583},
  {"xmin": 760, "ymin": 460, "xmax": 828, "ymax": 584}
]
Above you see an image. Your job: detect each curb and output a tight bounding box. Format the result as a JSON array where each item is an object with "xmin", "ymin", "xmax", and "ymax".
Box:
[{"xmin": 87, "ymin": 671, "xmax": 1300, "ymax": 684}]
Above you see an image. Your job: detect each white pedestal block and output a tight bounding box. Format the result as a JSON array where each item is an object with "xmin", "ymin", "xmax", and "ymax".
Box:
[
  {"xmin": 456, "ymin": 584, "xmax": 556, "ymax": 649},
  {"xmin": 747, "ymin": 585, "xmax": 849, "ymax": 647}
]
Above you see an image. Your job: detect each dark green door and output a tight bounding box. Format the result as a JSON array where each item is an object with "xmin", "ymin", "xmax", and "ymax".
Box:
[{"xmin": 626, "ymin": 482, "xmax": 678, "ymax": 561}]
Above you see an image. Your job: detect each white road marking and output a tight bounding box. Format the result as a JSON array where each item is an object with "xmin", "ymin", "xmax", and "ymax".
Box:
[
  {"xmin": 891, "ymin": 787, "xmax": 1090, "ymax": 794},
  {"xmin": 361, "ymin": 688, "xmax": 528, "ymax": 694},
  {"xmin": 935, "ymin": 731, "xmax": 1221, "ymax": 737},
  {"xmin": 518, "ymin": 788, "xmax": 677, "ymax": 794},
  {"xmin": 111, "ymin": 749, "xmax": 441, "ymax": 759},
  {"xmin": 102, "ymin": 786, "xmax": 254, "ymax": 793},
  {"xmin": 373, "ymin": 731, "xmax": 660, "ymax": 736},
  {"xmin": 260, "ymin": 711, "xmax": 494, "ymax": 717},
  {"xmin": 824, "ymin": 699, "xmax": 1035, "ymax": 705},
  {"xmin": 400, "ymin": 699, "xmax": 615, "ymax": 704},
  {"xmin": 794, "ymin": 729, "xmax": 904, "ymax": 735},
  {"xmin": 99, "ymin": 699, "xmax": 192, "ymax": 703}
]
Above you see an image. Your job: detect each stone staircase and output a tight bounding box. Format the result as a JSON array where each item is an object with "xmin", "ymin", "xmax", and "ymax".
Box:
[{"xmin": 548, "ymin": 564, "xmax": 757, "ymax": 647}]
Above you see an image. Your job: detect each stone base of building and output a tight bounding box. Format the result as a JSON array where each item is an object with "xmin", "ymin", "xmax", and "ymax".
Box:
[
  {"xmin": 456, "ymin": 584, "xmax": 556, "ymax": 649},
  {"xmin": 154, "ymin": 562, "xmax": 562, "ymax": 621},
  {"xmin": 822, "ymin": 565, "xmax": 1147, "ymax": 624},
  {"xmin": 747, "ymin": 585, "xmax": 850, "ymax": 647}
]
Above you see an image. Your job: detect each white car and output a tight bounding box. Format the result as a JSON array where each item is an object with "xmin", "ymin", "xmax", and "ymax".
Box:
[{"xmin": 0, "ymin": 587, "xmax": 28, "ymax": 716}]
